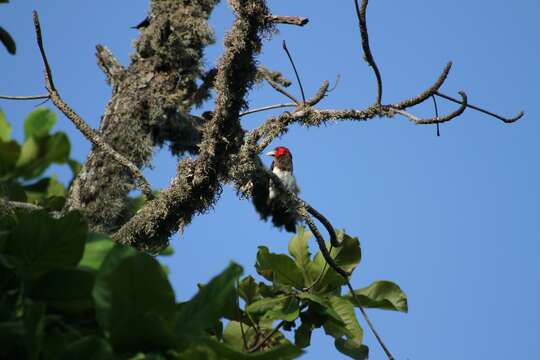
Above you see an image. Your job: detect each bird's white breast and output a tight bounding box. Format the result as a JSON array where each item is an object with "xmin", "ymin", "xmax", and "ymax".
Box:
[{"xmin": 269, "ymin": 168, "xmax": 299, "ymax": 200}]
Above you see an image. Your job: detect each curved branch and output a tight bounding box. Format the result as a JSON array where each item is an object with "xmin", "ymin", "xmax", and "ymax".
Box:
[
  {"xmin": 391, "ymin": 91, "xmax": 468, "ymax": 125},
  {"xmin": 354, "ymin": 0, "xmax": 383, "ymax": 106},
  {"xmin": 391, "ymin": 62, "xmax": 453, "ymax": 110},
  {"xmin": 435, "ymin": 91, "xmax": 524, "ymax": 123},
  {"xmin": 266, "ymin": 15, "xmax": 309, "ymax": 27},
  {"xmin": 305, "ymin": 80, "xmax": 329, "ymax": 106}
]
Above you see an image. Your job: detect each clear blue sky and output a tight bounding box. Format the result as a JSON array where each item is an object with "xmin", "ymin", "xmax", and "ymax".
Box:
[{"xmin": 2, "ymin": 1, "xmax": 539, "ymax": 359}]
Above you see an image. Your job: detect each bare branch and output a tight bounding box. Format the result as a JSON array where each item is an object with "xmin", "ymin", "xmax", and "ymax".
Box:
[
  {"xmin": 264, "ymin": 76, "xmax": 300, "ymax": 104},
  {"xmin": 282, "ymin": 40, "xmax": 306, "ymax": 104},
  {"xmin": 266, "ymin": 15, "xmax": 309, "ymax": 27},
  {"xmin": 305, "ymin": 80, "xmax": 329, "ymax": 106},
  {"xmin": 240, "ymin": 102, "xmax": 297, "ymax": 117},
  {"xmin": 435, "ymin": 91, "xmax": 524, "ymax": 123},
  {"xmin": 95, "ymin": 44, "xmax": 125, "ymax": 86},
  {"xmin": 32, "ymin": 10, "xmax": 154, "ymax": 200},
  {"xmin": 391, "ymin": 91, "xmax": 468, "ymax": 125},
  {"xmin": 0, "ymin": 94, "xmax": 49, "ymax": 100},
  {"xmin": 354, "ymin": 0, "xmax": 383, "ymax": 106},
  {"xmin": 391, "ymin": 62, "xmax": 452, "ymax": 110}
]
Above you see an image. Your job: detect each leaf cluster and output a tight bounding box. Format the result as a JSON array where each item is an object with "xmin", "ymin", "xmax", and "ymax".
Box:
[{"xmin": 0, "ymin": 108, "xmax": 79, "ymax": 211}]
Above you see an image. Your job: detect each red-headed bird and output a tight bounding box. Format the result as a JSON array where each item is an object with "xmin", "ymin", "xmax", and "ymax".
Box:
[{"xmin": 252, "ymin": 146, "xmax": 300, "ymax": 232}]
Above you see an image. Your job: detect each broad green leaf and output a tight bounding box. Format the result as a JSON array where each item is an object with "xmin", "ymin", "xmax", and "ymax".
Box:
[
  {"xmin": 23, "ymin": 108, "xmax": 57, "ymax": 140},
  {"xmin": 79, "ymin": 233, "xmax": 114, "ymax": 270},
  {"xmin": 246, "ymin": 295, "xmax": 300, "ymax": 322},
  {"xmin": 346, "ymin": 281, "xmax": 408, "ymax": 313},
  {"xmin": 255, "ymin": 246, "xmax": 304, "ymax": 289},
  {"xmin": 176, "ymin": 263, "xmax": 242, "ymax": 335},
  {"xmin": 0, "ymin": 110, "xmax": 11, "ymax": 141},
  {"xmin": 307, "ymin": 231, "xmax": 361, "ymax": 291},
  {"xmin": 67, "ymin": 159, "xmax": 81, "ymax": 179},
  {"xmin": 16, "ymin": 137, "xmax": 39, "ymax": 168},
  {"xmin": 44, "ymin": 132, "xmax": 70, "ymax": 163},
  {"xmin": 0, "ymin": 180, "xmax": 26, "ymax": 201},
  {"xmin": 30, "ymin": 268, "xmax": 95, "ymax": 315},
  {"xmin": 0, "ymin": 26, "xmax": 15, "ymax": 55},
  {"xmin": 3, "ymin": 211, "xmax": 87, "ymax": 273},
  {"xmin": 223, "ymin": 321, "xmax": 257, "ymax": 351},
  {"xmin": 59, "ymin": 336, "xmax": 113, "ymax": 360},
  {"xmin": 23, "ymin": 302, "xmax": 46, "ymax": 360},
  {"xmin": 202, "ymin": 337, "xmax": 303, "ymax": 360},
  {"xmin": 238, "ymin": 275, "xmax": 259, "ymax": 305},
  {"xmin": 287, "ymin": 227, "xmax": 312, "ymax": 285},
  {"xmin": 0, "ymin": 140, "xmax": 20, "ymax": 177},
  {"xmin": 334, "ymin": 338, "xmax": 369, "ymax": 360},
  {"xmin": 296, "ymin": 292, "xmax": 342, "ymax": 323},
  {"xmin": 294, "ymin": 321, "xmax": 313, "ymax": 348},
  {"xmin": 93, "ymin": 250, "xmax": 176, "ymax": 352},
  {"xmin": 324, "ymin": 296, "xmax": 363, "ymax": 345}
]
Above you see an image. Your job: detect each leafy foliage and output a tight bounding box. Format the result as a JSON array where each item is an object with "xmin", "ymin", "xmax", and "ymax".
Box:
[
  {"xmin": 0, "ymin": 112, "xmax": 407, "ymax": 359},
  {"xmin": 0, "ymin": 108, "xmax": 79, "ymax": 209}
]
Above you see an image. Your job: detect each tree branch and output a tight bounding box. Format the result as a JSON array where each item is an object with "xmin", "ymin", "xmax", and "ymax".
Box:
[
  {"xmin": 32, "ymin": 11, "xmax": 154, "ymax": 200},
  {"xmin": 266, "ymin": 15, "xmax": 309, "ymax": 27},
  {"xmin": 354, "ymin": 0, "xmax": 383, "ymax": 106}
]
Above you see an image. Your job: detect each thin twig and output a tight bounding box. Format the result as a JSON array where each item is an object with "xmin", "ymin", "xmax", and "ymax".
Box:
[
  {"xmin": 354, "ymin": 0, "xmax": 383, "ymax": 106},
  {"xmin": 435, "ymin": 91, "xmax": 524, "ymax": 123},
  {"xmin": 282, "ymin": 40, "xmax": 306, "ymax": 104},
  {"xmin": 0, "ymin": 94, "xmax": 49, "ymax": 100},
  {"xmin": 432, "ymin": 95, "xmax": 440, "ymax": 136},
  {"xmin": 264, "ymin": 76, "xmax": 300, "ymax": 104},
  {"xmin": 240, "ymin": 102, "xmax": 297, "ymax": 117},
  {"xmin": 346, "ymin": 281, "xmax": 395, "ymax": 360},
  {"xmin": 266, "ymin": 15, "xmax": 309, "ymax": 27},
  {"xmin": 32, "ymin": 10, "xmax": 154, "ymax": 200}
]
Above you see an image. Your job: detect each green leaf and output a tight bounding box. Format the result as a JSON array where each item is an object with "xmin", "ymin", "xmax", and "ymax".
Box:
[
  {"xmin": 4, "ymin": 211, "xmax": 87, "ymax": 274},
  {"xmin": 346, "ymin": 281, "xmax": 408, "ymax": 313},
  {"xmin": 246, "ymin": 295, "xmax": 300, "ymax": 322},
  {"xmin": 202, "ymin": 337, "xmax": 303, "ymax": 360},
  {"xmin": 59, "ymin": 336, "xmax": 113, "ymax": 360},
  {"xmin": 287, "ymin": 227, "xmax": 312, "ymax": 285},
  {"xmin": 296, "ymin": 292, "xmax": 342, "ymax": 323},
  {"xmin": 294, "ymin": 321, "xmax": 312, "ymax": 348},
  {"xmin": 0, "ymin": 180, "xmax": 26, "ymax": 201},
  {"xmin": 255, "ymin": 246, "xmax": 304, "ymax": 289},
  {"xmin": 176, "ymin": 263, "xmax": 243, "ymax": 335},
  {"xmin": 93, "ymin": 248, "xmax": 176, "ymax": 352},
  {"xmin": 223, "ymin": 321, "xmax": 257, "ymax": 351},
  {"xmin": 0, "ymin": 140, "xmax": 20, "ymax": 178},
  {"xmin": 0, "ymin": 26, "xmax": 15, "ymax": 55},
  {"xmin": 23, "ymin": 301, "xmax": 46, "ymax": 360},
  {"xmin": 324, "ymin": 296, "xmax": 363, "ymax": 344},
  {"xmin": 30, "ymin": 269, "xmax": 95, "ymax": 315},
  {"xmin": 23, "ymin": 108, "xmax": 57, "ymax": 140},
  {"xmin": 238, "ymin": 275, "xmax": 259, "ymax": 305},
  {"xmin": 334, "ymin": 338, "xmax": 369, "ymax": 360},
  {"xmin": 16, "ymin": 137, "xmax": 39, "ymax": 168},
  {"xmin": 0, "ymin": 110, "xmax": 11, "ymax": 141},
  {"xmin": 78, "ymin": 233, "xmax": 114, "ymax": 270},
  {"xmin": 44, "ymin": 132, "xmax": 70, "ymax": 163},
  {"xmin": 307, "ymin": 231, "xmax": 361, "ymax": 290}
]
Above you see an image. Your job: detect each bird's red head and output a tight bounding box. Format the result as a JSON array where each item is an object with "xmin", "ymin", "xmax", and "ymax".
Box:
[{"xmin": 274, "ymin": 146, "xmax": 291, "ymax": 158}]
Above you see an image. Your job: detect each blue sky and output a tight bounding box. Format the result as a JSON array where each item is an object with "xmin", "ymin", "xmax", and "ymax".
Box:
[{"xmin": 1, "ymin": 1, "xmax": 539, "ymax": 359}]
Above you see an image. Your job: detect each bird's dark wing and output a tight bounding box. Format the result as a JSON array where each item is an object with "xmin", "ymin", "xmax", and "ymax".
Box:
[{"xmin": 132, "ymin": 16, "xmax": 151, "ymax": 30}]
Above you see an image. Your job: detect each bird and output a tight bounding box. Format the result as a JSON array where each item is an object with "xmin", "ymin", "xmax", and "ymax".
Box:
[{"xmin": 252, "ymin": 146, "xmax": 300, "ymax": 233}]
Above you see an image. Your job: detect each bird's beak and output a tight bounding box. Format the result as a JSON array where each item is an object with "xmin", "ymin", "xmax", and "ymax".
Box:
[{"xmin": 265, "ymin": 150, "xmax": 276, "ymax": 157}]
